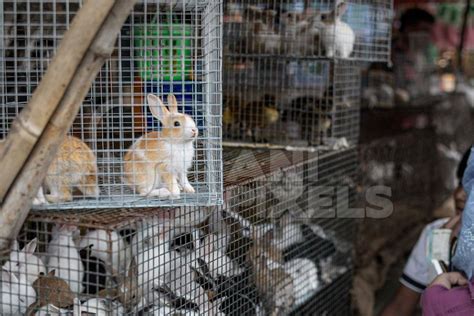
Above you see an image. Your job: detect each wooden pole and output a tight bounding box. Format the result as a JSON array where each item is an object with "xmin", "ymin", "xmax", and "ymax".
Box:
[
  {"xmin": 0, "ymin": 0, "xmax": 139, "ymax": 250},
  {"xmin": 0, "ymin": 0, "xmax": 116, "ymax": 202}
]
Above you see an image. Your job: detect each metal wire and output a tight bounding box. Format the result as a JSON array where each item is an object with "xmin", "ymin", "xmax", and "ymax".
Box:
[
  {"xmin": 0, "ymin": 147, "xmax": 357, "ymax": 314},
  {"xmin": 0, "ymin": 0, "xmax": 223, "ymax": 209},
  {"xmin": 222, "ymin": 0, "xmax": 391, "ymax": 147}
]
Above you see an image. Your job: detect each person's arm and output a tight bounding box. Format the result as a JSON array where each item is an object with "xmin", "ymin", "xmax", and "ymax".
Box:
[
  {"xmin": 380, "ymin": 284, "xmax": 420, "ymax": 316},
  {"xmin": 421, "ymin": 272, "xmax": 469, "ymax": 316}
]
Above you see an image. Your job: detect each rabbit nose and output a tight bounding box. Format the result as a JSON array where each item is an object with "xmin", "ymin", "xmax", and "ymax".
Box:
[{"xmin": 191, "ymin": 128, "xmax": 198, "ymax": 137}]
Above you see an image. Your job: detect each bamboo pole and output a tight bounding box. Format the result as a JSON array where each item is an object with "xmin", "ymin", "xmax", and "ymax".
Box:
[
  {"xmin": 0, "ymin": 0, "xmax": 139, "ymax": 250},
  {"xmin": 0, "ymin": 0, "xmax": 116, "ymax": 202}
]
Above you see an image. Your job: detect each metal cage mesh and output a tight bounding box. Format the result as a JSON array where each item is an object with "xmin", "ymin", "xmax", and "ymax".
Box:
[
  {"xmin": 0, "ymin": 148, "xmax": 357, "ymax": 315},
  {"xmin": 223, "ymin": 0, "xmax": 392, "ymax": 61},
  {"xmin": 0, "ymin": 0, "xmax": 223, "ymax": 209},
  {"xmin": 223, "ymin": 59, "xmax": 360, "ymax": 148}
]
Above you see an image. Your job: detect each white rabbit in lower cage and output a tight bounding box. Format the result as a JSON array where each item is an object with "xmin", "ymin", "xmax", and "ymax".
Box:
[
  {"xmin": 78, "ymin": 298, "xmax": 124, "ymax": 316},
  {"xmin": 1, "ymin": 268, "xmax": 36, "ymax": 315},
  {"xmin": 136, "ymin": 241, "xmax": 175, "ymax": 305},
  {"xmin": 123, "ymin": 94, "xmax": 198, "ymax": 198},
  {"xmin": 33, "ymin": 304, "xmax": 70, "ymax": 316},
  {"xmin": 197, "ymin": 234, "xmax": 243, "ymax": 278},
  {"xmin": 320, "ymin": 1, "xmax": 355, "ymax": 58},
  {"xmin": 46, "ymin": 224, "xmax": 84, "ymax": 294},
  {"xmin": 3, "ymin": 238, "xmax": 46, "ymax": 285},
  {"xmin": 79, "ymin": 229, "xmax": 131, "ymax": 275},
  {"xmin": 283, "ymin": 258, "xmax": 320, "ymax": 306},
  {"xmin": 130, "ymin": 219, "xmax": 171, "ymax": 258}
]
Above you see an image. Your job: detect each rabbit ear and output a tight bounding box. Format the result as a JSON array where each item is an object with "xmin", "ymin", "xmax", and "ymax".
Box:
[
  {"xmin": 167, "ymin": 94, "xmax": 178, "ymax": 113},
  {"xmin": 9, "ymin": 270, "xmax": 19, "ymax": 283},
  {"xmin": 127, "ymin": 257, "xmax": 137, "ymax": 279},
  {"xmin": 24, "ymin": 238, "xmax": 38, "ymax": 255},
  {"xmin": 148, "ymin": 94, "xmax": 169, "ymax": 121},
  {"xmin": 336, "ymin": 2, "xmax": 348, "ymax": 17},
  {"xmin": 1, "ymin": 269, "xmax": 12, "ymax": 283},
  {"xmin": 11, "ymin": 240, "xmax": 19, "ymax": 252}
]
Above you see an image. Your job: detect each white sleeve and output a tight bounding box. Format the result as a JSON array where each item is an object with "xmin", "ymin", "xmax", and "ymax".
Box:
[{"xmin": 399, "ymin": 218, "xmax": 449, "ymax": 293}]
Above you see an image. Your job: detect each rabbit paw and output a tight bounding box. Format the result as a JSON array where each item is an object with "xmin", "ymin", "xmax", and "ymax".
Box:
[
  {"xmin": 148, "ymin": 188, "xmax": 172, "ymax": 198},
  {"xmin": 169, "ymin": 187, "xmax": 181, "ymax": 199},
  {"xmin": 33, "ymin": 194, "xmax": 48, "ymax": 205},
  {"xmin": 183, "ymin": 184, "xmax": 195, "ymax": 194}
]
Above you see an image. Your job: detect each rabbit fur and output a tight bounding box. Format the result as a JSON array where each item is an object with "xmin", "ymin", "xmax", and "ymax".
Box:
[
  {"xmin": 3, "ymin": 238, "xmax": 46, "ymax": 285},
  {"xmin": 124, "ymin": 94, "xmax": 198, "ymax": 198},
  {"xmin": 46, "ymin": 224, "xmax": 84, "ymax": 294}
]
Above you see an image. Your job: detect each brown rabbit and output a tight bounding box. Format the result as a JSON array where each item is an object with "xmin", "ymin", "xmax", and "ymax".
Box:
[
  {"xmin": 26, "ymin": 270, "xmax": 76, "ymax": 315},
  {"xmin": 247, "ymin": 230, "xmax": 295, "ymax": 316},
  {"xmin": 34, "ymin": 135, "xmax": 99, "ymax": 204},
  {"xmin": 123, "ymin": 94, "xmax": 198, "ymax": 198}
]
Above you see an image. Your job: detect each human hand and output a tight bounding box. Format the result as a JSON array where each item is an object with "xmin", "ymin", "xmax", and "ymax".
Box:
[
  {"xmin": 441, "ymin": 214, "xmax": 462, "ymax": 242},
  {"xmin": 429, "ymin": 272, "xmax": 468, "ymax": 290}
]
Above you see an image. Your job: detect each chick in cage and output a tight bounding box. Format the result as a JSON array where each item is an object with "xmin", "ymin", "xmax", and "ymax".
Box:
[
  {"xmin": 124, "ymin": 94, "xmax": 198, "ymax": 198},
  {"xmin": 223, "ymin": 94, "xmax": 280, "ymax": 143},
  {"xmin": 284, "ymin": 95, "xmax": 332, "ymax": 146}
]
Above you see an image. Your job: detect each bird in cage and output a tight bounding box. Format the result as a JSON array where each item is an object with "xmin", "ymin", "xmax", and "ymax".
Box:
[
  {"xmin": 285, "ymin": 95, "xmax": 332, "ymax": 145},
  {"xmin": 238, "ymin": 95, "xmax": 280, "ymax": 142},
  {"xmin": 33, "ymin": 136, "xmax": 100, "ymax": 205},
  {"xmin": 124, "ymin": 94, "xmax": 198, "ymax": 199},
  {"xmin": 320, "ymin": 1, "xmax": 355, "ymax": 59}
]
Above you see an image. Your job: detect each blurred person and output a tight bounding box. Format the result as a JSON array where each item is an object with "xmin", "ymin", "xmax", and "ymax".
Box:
[
  {"xmin": 421, "ymin": 272, "xmax": 473, "ymax": 316},
  {"xmin": 381, "ymin": 148, "xmax": 471, "ymax": 316}
]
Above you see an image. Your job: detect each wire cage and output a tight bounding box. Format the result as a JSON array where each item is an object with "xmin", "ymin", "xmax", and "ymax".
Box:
[
  {"xmin": 223, "ymin": 0, "xmax": 392, "ymax": 61},
  {"xmin": 0, "ymin": 0, "xmax": 223, "ymax": 209},
  {"xmin": 358, "ymin": 130, "xmax": 437, "ymax": 206},
  {"xmin": 223, "ymin": 59, "xmax": 360, "ymax": 148},
  {"xmin": 0, "ymin": 148, "xmax": 357, "ymax": 315}
]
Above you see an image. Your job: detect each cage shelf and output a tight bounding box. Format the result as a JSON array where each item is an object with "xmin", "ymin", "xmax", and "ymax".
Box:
[{"xmin": 0, "ymin": 0, "xmax": 223, "ymax": 209}]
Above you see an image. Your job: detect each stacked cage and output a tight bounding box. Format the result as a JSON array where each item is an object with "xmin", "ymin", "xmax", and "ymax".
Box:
[
  {"xmin": 223, "ymin": 0, "xmax": 392, "ymax": 148},
  {"xmin": 2, "ymin": 148, "xmax": 357, "ymax": 315},
  {"xmin": 221, "ymin": 0, "xmax": 392, "ymax": 314},
  {"xmin": 0, "ymin": 0, "xmax": 392, "ymax": 315},
  {"xmin": 0, "ymin": 0, "xmax": 223, "ymax": 209}
]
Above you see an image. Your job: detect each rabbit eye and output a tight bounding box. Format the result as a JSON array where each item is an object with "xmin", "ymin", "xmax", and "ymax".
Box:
[{"xmin": 174, "ymin": 121, "xmax": 181, "ymax": 127}]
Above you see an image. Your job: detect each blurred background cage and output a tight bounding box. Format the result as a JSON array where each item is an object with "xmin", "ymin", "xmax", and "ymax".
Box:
[
  {"xmin": 223, "ymin": 0, "xmax": 393, "ymax": 61},
  {"xmin": 0, "ymin": 0, "xmax": 223, "ymax": 209},
  {"xmin": 223, "ymin": 59, "xmax": 361, "ymax": 148},
  {"xmin": 0, "ymin": 147, "xmax": 357, "ymax": 315},
  {"xmin": 221, "ymin": 0, "xmax": 390, "ymax": 148}
]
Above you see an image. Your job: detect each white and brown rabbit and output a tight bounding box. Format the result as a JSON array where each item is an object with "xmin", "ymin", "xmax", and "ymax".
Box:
[
  {"xmin": 33, "ymin": 135, "xmax": 100, "ymax": 204},
  {"xmin": 320, "ymin": 1, "xmax": 355, "ymax": 58},
  {"xmin": 124, "ymin": 94, "xmax": 198, "ymax": 198}
]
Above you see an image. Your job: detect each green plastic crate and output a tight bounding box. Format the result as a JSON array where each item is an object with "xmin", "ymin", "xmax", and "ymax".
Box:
[{"xmin": 134, "ymin": 24, "xmax": 193, "ymax": 81}]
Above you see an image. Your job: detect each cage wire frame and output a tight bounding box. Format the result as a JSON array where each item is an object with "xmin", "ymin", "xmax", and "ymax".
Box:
[
  {"xmin": 0, "ymin": 0, "xmax": 224, "ymax": 209},
  {"xmin": 223, "ymin": 58, "xmax": 361, "ymax": 148},
  {"xmin": 0, "ymin": 148, "xmax": 357, "ymax": 314},
  {"xmin": 223, "ymin": 0, "xmax": 392, "ymax": 62}
]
